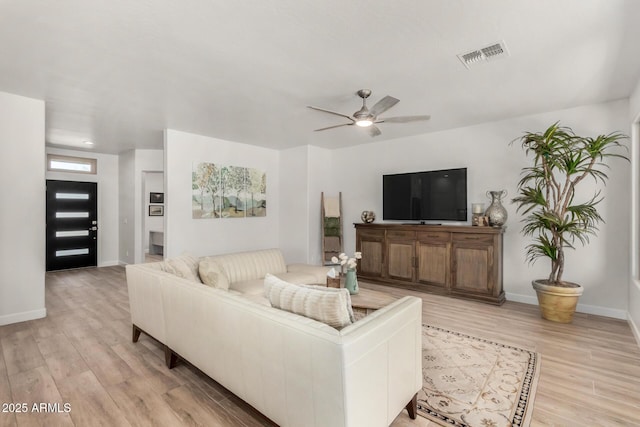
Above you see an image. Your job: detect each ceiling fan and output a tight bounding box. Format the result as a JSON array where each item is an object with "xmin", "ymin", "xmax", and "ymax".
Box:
[{"xmin": 307, "ymin": 89, "xmax": 430, "ymax": 137}]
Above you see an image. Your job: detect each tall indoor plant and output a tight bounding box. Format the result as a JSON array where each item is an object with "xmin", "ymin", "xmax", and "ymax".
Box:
[{"xmin": 512, "ymin": 122, "xmax": 628, "ymax": 323}]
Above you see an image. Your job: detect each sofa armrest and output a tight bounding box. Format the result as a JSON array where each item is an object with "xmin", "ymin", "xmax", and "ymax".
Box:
[
  {"xmin": 339, "ymin": 296, "xmax": 423, "ymax": 426},
  {"xmin": 287, "ymin": 263, "xmax": 332, "ymax": 284},
  {"xmin": 126, "ymin": 264, "xmax": 169, "ymax": 344}
]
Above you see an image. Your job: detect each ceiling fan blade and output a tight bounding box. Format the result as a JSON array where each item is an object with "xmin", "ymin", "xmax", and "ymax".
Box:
[
  {"xmin": 365, "ymin": 125, "xmax": 382, "ymax": 137},
  {"xmin": 314, "ymin": 123, "xmax": 353, "ymax": 132},
  {"xmin": 377, "ymin": 115, "xmax": 431, "ymax": 123},
  {"xmin": 369, "ymin": 96, "xmax": 399, "ymax": 117},
  {"xmin": 307, "ymin": 106, "xmax": 355, "ymax": 122}
]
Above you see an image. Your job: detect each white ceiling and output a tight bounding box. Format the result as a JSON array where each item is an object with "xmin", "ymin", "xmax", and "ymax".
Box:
[{"xmin": 1, "ymin": 0, "xmax": 639, "ymax": 154}]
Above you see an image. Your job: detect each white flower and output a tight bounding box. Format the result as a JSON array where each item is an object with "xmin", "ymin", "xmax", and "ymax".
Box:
[{"xmin": 331, "ymin": 251, "xmax": 363, "ymax": 272}]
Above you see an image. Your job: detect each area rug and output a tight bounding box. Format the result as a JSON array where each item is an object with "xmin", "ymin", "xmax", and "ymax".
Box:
[{"xmin": 418, "ymin": 325, "xmax": 540, "ymax": 427}]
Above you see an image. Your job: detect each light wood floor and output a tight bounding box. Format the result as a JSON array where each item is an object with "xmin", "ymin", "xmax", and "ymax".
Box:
[{"xmin": 1, "ymin": 267, "xmax": 639, "ymax": 427}]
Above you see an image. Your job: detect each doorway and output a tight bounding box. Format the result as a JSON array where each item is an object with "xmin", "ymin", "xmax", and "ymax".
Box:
[
  {"xmin": 142, "ymin": 171, "xmax": 164, "ymax": 263},
  {"xmin": 46, "ymin": 180, "xmax": 98, "ymax": 271}
]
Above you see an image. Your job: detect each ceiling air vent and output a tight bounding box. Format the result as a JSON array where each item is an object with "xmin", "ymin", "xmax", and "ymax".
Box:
[{"xmin": 457, "ymin": 40, "xmax": 509, "ymax": 69}]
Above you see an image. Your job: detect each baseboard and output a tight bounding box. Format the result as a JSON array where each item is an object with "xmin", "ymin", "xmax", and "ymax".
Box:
[
  {"xmin": 98, "ymin": 260, "xmax": 120, "ymax": 267},
  {"xmin": 0, "ymin": 308, "xmax": 47, "ymax": 326},
  {"xmin": 575, "ymin": 302, "xmax": 627, "ymax": 320},
  {"xmin": 505, "ymin": 292, "xmax": 627, "ymax": 320},
  {"xmin": 505, "ymin": 293, "xmax": 538, "ymax": 306},
  {"xmin": 629, "ymin": 314, "xmax": 640, "ymax": 348}
]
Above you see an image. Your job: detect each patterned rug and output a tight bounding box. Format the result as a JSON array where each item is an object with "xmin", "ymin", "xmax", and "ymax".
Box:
[{"xmin": 418, "ymin": 325, "xmax": 540, "ymax": 427}]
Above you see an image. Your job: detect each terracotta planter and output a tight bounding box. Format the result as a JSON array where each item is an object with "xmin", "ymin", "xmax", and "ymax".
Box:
[{"xmin": 532, "ymin": 280, "xmax": 583, "ymax": 323}]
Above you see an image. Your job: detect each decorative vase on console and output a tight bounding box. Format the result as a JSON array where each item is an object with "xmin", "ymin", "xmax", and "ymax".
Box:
[
  {"xmin": 485, "ymin": 190, "xmax": 508, "ymax": 227},
  {"xmin": 361, "ymin": 210, "xmax": 376, "ymax": 223}
]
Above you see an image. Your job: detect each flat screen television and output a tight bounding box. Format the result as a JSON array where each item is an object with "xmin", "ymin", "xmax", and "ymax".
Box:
[{"xmin": 383, "ymin": 168, "xmax": 467, "ymax": 221}]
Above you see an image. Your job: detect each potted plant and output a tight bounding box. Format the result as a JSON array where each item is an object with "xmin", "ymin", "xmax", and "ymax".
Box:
[{"xmin": 511, "ymin": 122, "xmax": 628, "ymax": 323}]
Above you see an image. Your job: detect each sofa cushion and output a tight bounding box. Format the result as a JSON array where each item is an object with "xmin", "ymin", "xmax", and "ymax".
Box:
[
  {"xmin": 264, "ymin": 274, "xmax": 353, "ymax": 329},
  {"xmin": 210, "ymin": 249, "xmax": 288, "ymax": 284},
  {"xmin": 199, "ymin": 257, "xmax": 230, "ymax": 290},
  {"xmin": 277, "ymin": 272, "xmax": 319, "ymax": 285},
  {"xmin": 230, "ymin": 278, "xmax": 264, "ymax": 296},
  {"xmin": 231, "ymin": 272, "xmax": 320, "ymax": 296},
  {"xmin": 167, "ymin": 252, "xmax": 202, "ymax": 283},
  {"xmin": 147, "ymin": 260, "xmax": 176, "ymax": 274},
  {"xmin": 282, "ymin": 267, "xmax": 329, "ymax": 285}
]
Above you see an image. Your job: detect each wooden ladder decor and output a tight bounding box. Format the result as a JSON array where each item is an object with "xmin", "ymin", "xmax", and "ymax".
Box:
[{"xmin": 321, "ymin": 192, "xmax": 343, "ymax": 265}]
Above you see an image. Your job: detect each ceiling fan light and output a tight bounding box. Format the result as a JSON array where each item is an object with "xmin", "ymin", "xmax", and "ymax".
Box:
[{"xmin": 356, "ymin": 119, "xmax": 373, "ymax": 127}]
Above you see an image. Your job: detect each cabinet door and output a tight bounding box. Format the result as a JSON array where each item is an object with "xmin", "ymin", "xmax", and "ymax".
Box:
[
  {"xmin": 356, "ymin": 229, "xmax": 385, "ymax": 278},
  {"xmin": 451, "ymin": 234, "xmax": 494, "ymax": 295},
  {"xmin": 416, "ymin": 231, "xmax": 450, "ymax": 288},
  {"xmin": 386, "ymin": 231, "xmax": 416, "ymax": 282}
]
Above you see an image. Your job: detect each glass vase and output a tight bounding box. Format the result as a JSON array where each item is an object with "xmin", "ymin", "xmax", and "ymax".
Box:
[{"xmin": 344, "ymin": 268, "xmax": 359, "ymax": 295}]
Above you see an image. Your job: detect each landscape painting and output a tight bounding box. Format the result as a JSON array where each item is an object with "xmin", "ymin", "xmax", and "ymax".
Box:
[
  {"xmin": 245, "ymin": 167, "xmax": 266, "ymax": 217},
  {"xmin": 192, "ymin": 162, "xmax": 266, "ymax": 219},
  {"xmin": 192, "ymin": 162, "xmax": 221, "ymax": 218}
]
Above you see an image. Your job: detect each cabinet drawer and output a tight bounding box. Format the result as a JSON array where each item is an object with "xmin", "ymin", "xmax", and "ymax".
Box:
[
  {"xmin": 387, "ymin": 230, "xmax": 416, "ymax": 240},
  {"xmin": 452, "ymin": 233, "xmax": 494, "ymax": 245},
  {"xmin": 359, "ymin": 230, "xmax": 384, "ymax": 241},
  {"xmin": 418, "ymin": 231, "xmax": 450, "ymax": 243}
]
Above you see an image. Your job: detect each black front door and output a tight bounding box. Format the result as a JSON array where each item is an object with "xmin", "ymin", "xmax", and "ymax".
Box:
[{"xmin": 46, "ymin": 180, "xmax": 98, "ymax": 271}]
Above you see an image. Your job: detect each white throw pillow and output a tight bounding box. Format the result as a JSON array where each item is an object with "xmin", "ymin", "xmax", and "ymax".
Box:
[
  {"xmin": 166, "ymin": 252, "xmax": 202, "ymax": 283},
  {"xmin": 156, "ymin": 260, "xmax": 176, "ymax": 275},
  {"xmin": 264, "ymin": 274, "xmax": 354, "ymax": 329},
  {"xmin": 199, "ymin": 257, "xmax": 230, "ymax": 290}
]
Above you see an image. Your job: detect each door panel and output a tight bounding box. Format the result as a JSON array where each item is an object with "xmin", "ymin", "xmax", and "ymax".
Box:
[
  {"xmin": 452, "ymin": 245, "xmax": 491, "ymax": 293},
  {"xmin": 356, "ymin": 229, "xmax": 385, "ymax": 278},
  {"xmin": 387, "ymin": 240, "xmax": 415, "ymax": 281},
  {"xmin": 46, "ymin": 180, "xmax": 98, "ymax": 271},
  {"xmin": 417, "ymin": 243, "xmax": 449, "ymax": 287}
]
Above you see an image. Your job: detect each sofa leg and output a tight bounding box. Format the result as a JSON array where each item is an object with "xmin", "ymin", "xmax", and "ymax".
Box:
[
  {"xmin": 132, "ymin": 324, "xmax": 142, "ymax": 343},
  {"xmin": 164, "ymin": 345, "xmax": 178, "ymax": 369},
  {"xmin": 405, "ymin": 393, "xmax": 417, "ymax": 419}
]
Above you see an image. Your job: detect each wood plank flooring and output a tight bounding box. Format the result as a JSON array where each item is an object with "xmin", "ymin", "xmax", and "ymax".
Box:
[{"xmin": 0, "ymin": 266, "xmax": 639, "ymax": 426}]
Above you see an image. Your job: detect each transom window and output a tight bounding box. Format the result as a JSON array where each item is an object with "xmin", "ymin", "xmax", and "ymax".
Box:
[{"xmin": 47, "ymin": 154, "xmax": 97, "ymax": 174}]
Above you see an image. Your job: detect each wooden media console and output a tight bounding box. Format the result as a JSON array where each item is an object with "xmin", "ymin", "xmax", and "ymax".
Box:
[{"xmin": 355, "ymin": 223, "xmax": 505, "ymax": 305}]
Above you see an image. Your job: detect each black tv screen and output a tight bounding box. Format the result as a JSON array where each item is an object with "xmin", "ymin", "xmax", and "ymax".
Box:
[{"xmin": 383, "ymin": 168, "xmax": 467, "ymax": 221}]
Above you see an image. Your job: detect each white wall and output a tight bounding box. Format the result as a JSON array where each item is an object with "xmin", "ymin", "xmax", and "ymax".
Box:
[
  {"xmin": 0, "ymin": 91, "xmax": 46, "ymax": 325},
  {"xmin": 307, "ymin": 146, "xmax": 333, "ymax": 265},
  {"xmin": 143, "ymin": 172, "xmax": 164, "ymax": 252},
  {"xmin": 118, "ymin": 150, "xmax": 135, "ymax": 264},
  {"xmin": 628, "ymin": 78, "xmax": 640, "ymax": 342},
  {"xmin": 46, "ymin": 147, "xmax": 120, "ymax": 266},
  {"xmin": 118, "ymin": 149, "xmax": 164, "ymax": 264},
  {"xmin": 279, "ymin": 146, "xmax": 311, "ymax": 263},
  {"xmin": 164, "ymin": 129, "xmax": 280, "ymax": 258},
  {"xmin": 327, "ymin": 99, "xmax": 631, "ymax": 318},
  {"xmin": 133, "ymin": 150, "xmax": 163, "ymax": 263},
  {"xmin": 278, "ymin": 145, "xmax": 332, "ymax": 264}
]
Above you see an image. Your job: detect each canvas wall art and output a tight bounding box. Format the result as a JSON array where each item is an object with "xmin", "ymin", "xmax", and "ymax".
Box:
[{"xmin": 192, "ymin": 162, "xmax": 266, "ymax": 219}]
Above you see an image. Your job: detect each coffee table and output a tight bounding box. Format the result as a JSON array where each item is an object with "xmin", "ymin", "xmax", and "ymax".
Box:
[{"xmin": 349, "ymin": 288, "xmax": 397, "ymax": 319}]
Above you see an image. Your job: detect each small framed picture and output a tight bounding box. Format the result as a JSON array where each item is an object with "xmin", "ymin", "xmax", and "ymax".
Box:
[
  {"xmin": 149, "ymin": 205, "xmax": 164, "ymax": 216},
  {"xmin": 150, "ymin": 192, "xmax": 164, "ymax": 203}
]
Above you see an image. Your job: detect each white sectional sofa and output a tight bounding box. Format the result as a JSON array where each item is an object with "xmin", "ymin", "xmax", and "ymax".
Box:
[
  {"xmin": 203, "ymin": 248, "xmax": 331, "ymax": 295},
  {"xmin": 126, "ymin": 249, "xmax": 423, "ymax": 427}
]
